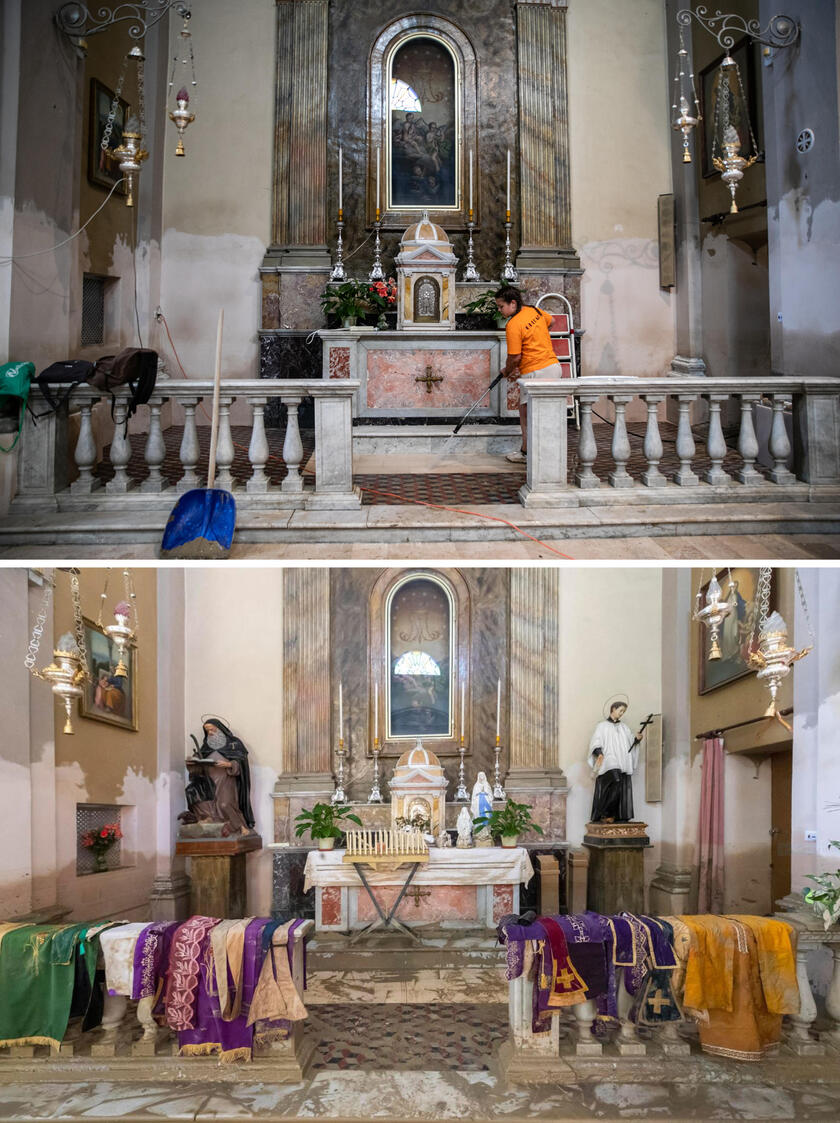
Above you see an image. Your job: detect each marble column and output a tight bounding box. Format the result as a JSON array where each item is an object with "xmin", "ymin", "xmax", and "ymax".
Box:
[
  {"xmin": 262, "ymin": 0, "xmax": 332, "ymax": 329},
  {"xmin": 514, "ymin": 0, "xmax": 577, "ymax": 271},
  {"xmin": 507, "ymin": 568, "xmax": 567, "ymax": 840}
]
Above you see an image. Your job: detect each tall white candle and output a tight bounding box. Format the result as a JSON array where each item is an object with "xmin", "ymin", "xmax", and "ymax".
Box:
[
  {"xmin": 469, "ymin": 150, "xmax": 473, "ymax": 212},
  {"xmin": 496, "ymin": 678, "xmax": 501, "ymax": 737},
  {"xmin": 506, "ymin": 150, "xmax": 511, "ymax": 212},
  {"xmin": 461, "ymin": 682, "xmax": 465, "ymax": 738},
  {"xmin": 339, "ymin": 681, "xmax": 343, "ymax": 738},
  {"xmin": 376, "ymin": 148, "xmax": 381, "ymax": 212},
  {"xmin": 374, "ymin": 682, "xmax": 378, "ymax": 740},
  {"xmin": 338, "ymin": 146, "xmax": 343, "ymax": 212}
]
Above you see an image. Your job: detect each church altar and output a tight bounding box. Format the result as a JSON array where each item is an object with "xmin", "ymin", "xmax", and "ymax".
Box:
[{"xmin": 304, "ymin": 846, "xmax": 533, "ymax": 932}]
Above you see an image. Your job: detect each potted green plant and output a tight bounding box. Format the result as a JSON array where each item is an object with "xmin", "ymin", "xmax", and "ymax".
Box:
[
  {"xmin": 320, "ymin": 278, "xmax": 397, "ymax": 329},
  {"xmin": 473, "ymin": 797, "xmax": 544, "ymax": 848},
  {"xmin": 803, "ymin": 840, "xmax": 840, "ymax": 929},
  {"xmin": 294, "ymin": 802, "xmax": 362, "ymax": 850},
  {"xmin": 459, "ymin": 289, "xmax": 506, "ymax": 331}
]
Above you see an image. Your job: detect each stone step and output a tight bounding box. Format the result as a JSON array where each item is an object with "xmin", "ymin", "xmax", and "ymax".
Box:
[
  {"xmin": 308, "ymin": 930, "xmax": 505, "ymax": 973},
  {"xmin": 352, "ymin": 423, "xmax": 520, "ymax": 456},
  {"xmin": 306, "ymin": 966, "xmax": 507, "ymax": 1005}
]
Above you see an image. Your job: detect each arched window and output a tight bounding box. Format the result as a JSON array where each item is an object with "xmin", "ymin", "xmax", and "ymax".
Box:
[{"xmin": 369, "ymin": 16, "xmax": 477, "ymax": 228}]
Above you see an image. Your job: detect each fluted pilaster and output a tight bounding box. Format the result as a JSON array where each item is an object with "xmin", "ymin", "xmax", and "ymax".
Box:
[
  {"xmin": 282, "ymin": 567, "xmax": 331, "ymax": 775},
  {"xmin": 515, "ymin": 0, "xmax": 575, "ymax": 266},
  {"xmin": 509, "ymin": 567, "xmax": 560, "ymax": 769}
]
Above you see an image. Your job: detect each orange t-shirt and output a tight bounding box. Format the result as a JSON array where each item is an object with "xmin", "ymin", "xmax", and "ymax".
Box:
[{"xmin": 505, "ymin": 306, "xmax": 556, "ymax": 376}]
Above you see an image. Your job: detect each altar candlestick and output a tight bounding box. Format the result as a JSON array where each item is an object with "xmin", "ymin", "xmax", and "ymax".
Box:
[
  {"xmin": 339, "ymin": 681, "xmax": 344, "ymax": 739},
  {"xmin": 338, "ymin": 146, "xmax": 343, "ymax": 214},
  {"xmin": 469, "ymin": 150, "xmax": 473, "ymax": 213},
  {"xmin": 376, "ymin": 148, "xmax": 381, "ymax": 217},
  {"xmin": 506, "ymin": 150, "xmax": 511, "ymax": 215},
  {"xmin": 496, "ymin": 678, "xmax": 501, "ymax": 738},
  {"xmin": 374, "ymin": 682, "xmax": 378, "ymax": 740},
  {"xmin": 461, "ymin": 682, "xmax": 465, "ymax": 738}
]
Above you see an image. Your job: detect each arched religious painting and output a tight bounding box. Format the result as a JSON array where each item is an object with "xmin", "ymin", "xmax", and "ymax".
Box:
[
  {"xmin": 389, "ymin": 36, "xmax": 457, "ymax": 209},
  {"xmin": 387, "ymin": 575, "xmax": 453, "ymax": 738}
]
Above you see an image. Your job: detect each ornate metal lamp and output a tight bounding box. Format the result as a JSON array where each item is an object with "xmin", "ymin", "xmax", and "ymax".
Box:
[
  {"xmin": 711, "ymin": 56, "xmax": 759, "ymax": 214},
  {"xmin": 693, "ymin": 570, "xmax": 735, "ymax": 660},
  {"xmin": 749, "ymin": 568, "xmax": 813, "ymax": 716},
  {"xmin": 110, "ymin": 45, "xmax": 148, "ymax": 208},
  {"xmin": 98, "ymin": 569, "xmax": 138, "ymax": 678},
  {"xmin": 24, "ymin": 569, "xmax": 92, "ymax": 735},
  {"xmin": 168, "ymin": 15, "xmax": 198, "ymax": 156},
  {"xmin": 670, "ymin": 29, "xmax": 700, "ymax": 163}
]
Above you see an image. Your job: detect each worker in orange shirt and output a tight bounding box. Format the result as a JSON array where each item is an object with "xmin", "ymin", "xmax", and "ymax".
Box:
[{"xmin": 495, "ymin": 285, "xmax": 561, "ymax": 463}]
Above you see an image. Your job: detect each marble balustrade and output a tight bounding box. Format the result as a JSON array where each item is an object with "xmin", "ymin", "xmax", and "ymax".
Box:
[
  {"xmin": 12, "ymin": 379, "xmax": 362, "ymax": 514},
  {"xmin": 518, "ymin": 375, "xmax": 840, "ymax": 507}
]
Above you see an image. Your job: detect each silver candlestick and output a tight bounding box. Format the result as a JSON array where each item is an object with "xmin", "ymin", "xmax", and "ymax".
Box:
[
  {"xmin": 492, "ymin": 734, "xmax": 506, "ymax": 801},
  {"xmin": 368, "ymin": 217, "xmax": 385, "ymax": 282},
  {"xmin": 500, "ymin": 215, "xmax": 518, "ymax": 283},
  {"xmin": 330, "ymin": 212, "xmax": 347, "ymax": 281},
  {"xmin": 463, "ymin": 214, "xmax": 480, "ymax": 282},
  {"xmin": 331, "ymin": 737, "xmax": 347, "ymax": 805},
  {"xmin": 368, "ymin": 737, "xmax": 383, "ymax": 803},
  {"xmin": 455, "ymin": 736, "xmax": 469, "ymax": 801}
]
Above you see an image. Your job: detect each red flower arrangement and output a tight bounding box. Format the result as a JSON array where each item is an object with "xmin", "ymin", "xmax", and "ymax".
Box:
[
  {"xmin": 81, "ymin": 822, "xmax": 123, "ymax": 873},
  {"xmin": 368, "ymin": 277, "xmax": 397, "ymax": 307}
]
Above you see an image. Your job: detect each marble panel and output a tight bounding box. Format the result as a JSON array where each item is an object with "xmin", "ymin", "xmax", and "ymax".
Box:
[
  {"xmin": 328, "ymin": 347, "xmax": 351, "ymax": 379},
  {"xmin": 354, "ymin": 884, "xmax": 479, "ymax": 925},
  {"xmin": 272, "ymin": 849, "xmax": 314, "ymax": 921},
  {"xmin": 365, "ymin": 348, "xmax": 491, "ymax": 410},
  {"xmin": 492, "ymin": 884, "xmax": 514, "ymax": 924},
  {"xmin": 320, "ymin": 885, "xmax": 343, "ymax": 927}
]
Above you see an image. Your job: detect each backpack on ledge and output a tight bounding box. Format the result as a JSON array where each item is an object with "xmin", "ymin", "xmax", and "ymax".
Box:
[
  {"xmin": 32, "ymin": 359, "xmax": 95, "ymax": 417},
  {"xmin": 0, "ymin": 361, "xmax": 35, "ymax": 452},
  {"xmin": 90, "ymin": 347, "xmax": 158, "ymax": 425}
]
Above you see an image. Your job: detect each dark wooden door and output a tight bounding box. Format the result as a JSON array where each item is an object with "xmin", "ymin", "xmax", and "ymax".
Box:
[{"xmin": 770, "ymin": 750, "xmax": 792, "ymax": 908}]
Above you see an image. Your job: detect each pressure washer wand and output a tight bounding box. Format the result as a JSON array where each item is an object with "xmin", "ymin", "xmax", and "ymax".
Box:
[{"xmin": 452, "ymin": 372, "xmax": 507, "ymax": 435}]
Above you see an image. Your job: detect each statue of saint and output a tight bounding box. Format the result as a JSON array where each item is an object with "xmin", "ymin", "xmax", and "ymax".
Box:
[
  {"xmin": 471, "ymin": 771, "xmax": 494, "ymax": 846},
  {"xmin": 587, "ymin": 699, "xmax": 650, "ymax": 823},
  {"xmin": 456, "ymin": 806, "xmax": 473, "ymax": 849},
  {"xmin": 179, "ymin": 718, "xmax": 256, "ymax": 836}
]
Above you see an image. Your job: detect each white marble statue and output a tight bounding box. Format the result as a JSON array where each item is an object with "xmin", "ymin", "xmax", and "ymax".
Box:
[
  {"xmin": 471, "ymin": 772, "xmax": 494, "ymax": 846},
  {"xmin": 456, "ymin": 806, "xmax": 473, "ymax": 848}
]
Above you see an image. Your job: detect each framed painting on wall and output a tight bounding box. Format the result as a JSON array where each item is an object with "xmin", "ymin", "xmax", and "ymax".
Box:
[
  {"xmin": 698, "ymin": 567, "xmax": 773, "ymax": 694},
  {"xmin": 88, "ymin": 78, "xmax": 129, "ymax": 193},
  {"xmin": 79, "ymin": 617, "xmax": 138, "ymax": 730}
]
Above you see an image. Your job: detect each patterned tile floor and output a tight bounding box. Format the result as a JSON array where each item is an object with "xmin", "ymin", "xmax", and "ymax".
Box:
[
  {"xmin": 308, "ymin": 1004, "xmax": 508, "ymax": 1071},
  {"xmin": 95, "ymin": 423, "xmax": 761, "ymax": 507}
]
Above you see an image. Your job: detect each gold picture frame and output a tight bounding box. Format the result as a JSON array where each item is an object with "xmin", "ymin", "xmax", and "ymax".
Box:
[
  {"xmin": 88, "ymin": 78, "xmax": 129, "ymax": 194},
  {"xmin": 698, "ymin": 567, "xmax": 774, "ymax": 694},
  {"xmin": 79, "ymin": 616, "xmax": 138, "ymax": 731}
]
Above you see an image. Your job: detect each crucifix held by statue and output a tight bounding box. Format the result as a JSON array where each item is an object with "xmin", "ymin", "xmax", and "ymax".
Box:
[{"xmin": 587, "ymin": 697, "xmax": 654, "ymax": 824}]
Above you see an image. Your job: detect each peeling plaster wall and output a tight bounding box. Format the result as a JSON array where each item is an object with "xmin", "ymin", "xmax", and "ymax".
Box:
[
  {"xmin": 183, "ymin": 569, "xmax": 284, "ymax": 916},
  {"xmin": 52, "ymin": 568, "xmax": 159, "ymax": 921},
  {"xmin": 0, "ymin": 570, "xmax": 33, "ymax": 917},
  {"xmin": 567, "ymin": 1, "xmax": 674, "ymax": 376},
  {"xmin": 701, "ymin": 235, "xmax": 770, "ymax": 379},
  {"xmin": 558, "ymin": 569, "xmax": 663, "ymax": 898}
]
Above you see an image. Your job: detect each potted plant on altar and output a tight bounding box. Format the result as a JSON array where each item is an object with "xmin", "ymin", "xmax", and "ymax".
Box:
[
  {"xmin": 458, "ymin": 289, "xmax": 506, "ymax": 332},
  {"xmin": 320, "ymin": 278, "xmax": 397, "ymax": 329},
  {"xmin": 294, "ymin": 802, "xmax": 363, "ymax": 851},
  {"xmin": 803, "ymin": 841, "xmax": 840, "ymax": 929},
  {"xmin": 473, "ymin": 797, "xmax": 544, "ymax": 849},
  {"xmin": 80, "ymin": 821, "xmax": 123, "ymax": 873}
]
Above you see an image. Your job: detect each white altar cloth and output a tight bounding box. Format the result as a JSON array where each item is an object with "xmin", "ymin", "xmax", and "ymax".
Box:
[{"xmin": 304, "ymin": 846, "xmax": 533, "ymax": 893}]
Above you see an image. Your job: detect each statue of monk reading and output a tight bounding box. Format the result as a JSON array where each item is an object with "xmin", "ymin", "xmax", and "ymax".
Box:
[{"xmin": 179, "ymin": 717, "xmax": 256, "ymax": 836}]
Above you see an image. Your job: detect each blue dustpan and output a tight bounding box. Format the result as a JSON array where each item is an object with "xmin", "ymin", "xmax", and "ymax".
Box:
[
  {"xmin": 160, "ymin": 487, "xmax": 236, "ymax": 558},
  {"xmin": 159, "ymin": 309, "xmax": 237, "ymax": 559}
]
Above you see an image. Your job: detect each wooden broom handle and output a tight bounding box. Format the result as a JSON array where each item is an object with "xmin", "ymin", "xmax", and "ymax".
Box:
[{"xmin": 207, "ymin": 309, "xmax": 223, "ymax": 489}]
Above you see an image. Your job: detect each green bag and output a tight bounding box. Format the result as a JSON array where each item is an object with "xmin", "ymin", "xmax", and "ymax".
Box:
[{"xmin": 0, "ymin": 361, "xmax": 34, "ymax": 452}]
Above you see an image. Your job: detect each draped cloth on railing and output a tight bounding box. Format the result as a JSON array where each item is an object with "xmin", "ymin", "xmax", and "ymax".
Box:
[{"xmin": 697, "ymin": 737, "xmax": 725, "ymax": 914}]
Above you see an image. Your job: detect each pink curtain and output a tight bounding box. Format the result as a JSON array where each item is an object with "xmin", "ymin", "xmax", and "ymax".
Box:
[{"xmin": 697, "ymin": 736, "xmax": 725, "ymax": 913}]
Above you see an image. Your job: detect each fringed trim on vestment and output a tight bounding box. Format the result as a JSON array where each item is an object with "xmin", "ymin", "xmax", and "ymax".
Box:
[
  {"xmin": 253, "ymin": 1027, "xmax": 291, "ymax": 1045},
  {"xmin": 0, "ymin": 1036, "xmax": 61, "ymax": 1051},
  {"xmin": 700, "ymin": 1041, "xmax": 770, "ymax": 1062},
  {"xmin": 219, "ymin": 1046, "xmax": 252, "ymax": 1064},
  {"xmin": 179, "ymin": 1042, "xmax": 220, "ymax": 1057}
]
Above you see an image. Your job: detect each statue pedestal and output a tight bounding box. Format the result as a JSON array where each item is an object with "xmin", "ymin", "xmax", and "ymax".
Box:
[
  {"xmin": 175, "ymin": 833, "xmax": 262, "ymax": 918},
  {"xmin": 582, "ymin": 822, "xmax": 650, "ymax": 915}
]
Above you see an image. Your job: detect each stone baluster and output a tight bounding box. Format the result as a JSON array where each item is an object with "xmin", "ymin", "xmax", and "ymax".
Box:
[
  {"xmin": 177, "ymin": 396, "xmax": 202, "ymax": 492},
  {"xmin": 615, "ymin": 969, "xmax": 645, "ymax": 1055},
  {"xmin": 141, "ymin": 396, "xmax": 168, "ymax": 493},
  {"xmin": 641, "ymin": 393, "xmax": 666, "ymax": 487},
  {"xmin": 280, "ymin": 395, "xmax": 305, "ymax": 495},
  {"xmin": 608, "ymin": 394, "xmax": 634, "ymax": 488},
  {"xmin": 247, "ymin": 396, "xmax": 270, "ymax": 494},
  {"xmin": 90, "ymin": 993, "xmax": 127, "ymax": 1057},
  {"xmin": 823, "ymin": 945, "xmax": 840, "ymax": 1050},
  {"xmin": 674, "ymin": 394, "xmax": 699, "ymax": 486},
  {"xmin": 308, "ymin": 384, "xmax": 362, "ymax": 508},
  {"xmin": 495, "ymin": 972, "xmax": 565, "ymax": 1082},
  {"xmin": 214, "ymin": 395, "xmax": 235, "ymax": 492},
  {"xmin": 105, "ymin": 401, "xmax": 132, "ymax": 494},
  {"xmin": 573, "ymin": 998, "xmax": 601, "ymax": 1056},
  {"xmin": 659, "ymin": 1020, "xmax": 691, "ymax": 1056},
  {"xmin": 704, "ymin": 393, "xmax": 731, "ymax": 486},
  {"xmin": 736, "ymin": 392, "xmax": 762, "ymax": 484},
  {"xmin": 70, "ymin": 400, "xmax": 98, "ymax": 495},
  {"xmin": 518, "ymin": 381, "xmax": 573, "ymax": 507},
  {"xmin": 575, "ymin": 394, "xmax": 600, "ymax": 488},
  {"xmin": 768, "ymin": 394, "xmax": 795, "ymax": 483},
  {"xmin": 788, "ymin": 945, "xmax": 825, "ymax": 1054},
  {"xmin": 132, "ymin": 996, "xmax": 161, "ymax": 1056}
]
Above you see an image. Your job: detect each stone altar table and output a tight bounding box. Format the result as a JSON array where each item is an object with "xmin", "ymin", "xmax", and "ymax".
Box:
[{"xmin": 304, "ymin": 846, "xmax": 534, "ymax": 933}]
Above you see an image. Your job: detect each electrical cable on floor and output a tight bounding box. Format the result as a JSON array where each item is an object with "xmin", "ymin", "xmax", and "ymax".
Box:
[{"xmin": 155, "ymin": 309, "xmax": 574, "ymax": 559}]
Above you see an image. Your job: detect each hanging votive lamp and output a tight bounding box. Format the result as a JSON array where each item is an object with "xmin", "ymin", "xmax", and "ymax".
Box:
[
  {"xmin": 711, "ymin": 55, "xmax": 759, "ymax": 213},
  {"xmin": 104, "ymin": 600, "xmax": 135, "ymax": 678},
  {"xmin": 168, "ymin": 18, "xmax": 198, "ymax": 157},
  {"xmin": 671, "ymin": 31, "xmax": 700, "ymax": 163},
  {"xmin": 41, "ymin": 632, "xmax": 87, "ymax": 735},
  {"xmin": 750, "ymin": 610, "xmax": 811, "ymax": 716},
  {"xmin": 693, "ymin": 572, "xmax": 734, "ymax": 661}
]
